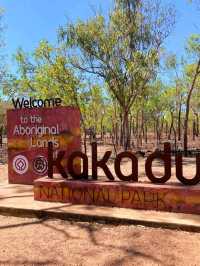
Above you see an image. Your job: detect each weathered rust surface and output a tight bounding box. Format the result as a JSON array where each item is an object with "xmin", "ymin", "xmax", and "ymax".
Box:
[{"xmin": 34, "ymin": 178, "xmax": 200, "ymax": 215}]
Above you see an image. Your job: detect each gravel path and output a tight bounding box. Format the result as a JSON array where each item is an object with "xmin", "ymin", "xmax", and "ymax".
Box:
[{"xmin": 0, "ymin": 215, "xmax": 199, "ymax": 266}]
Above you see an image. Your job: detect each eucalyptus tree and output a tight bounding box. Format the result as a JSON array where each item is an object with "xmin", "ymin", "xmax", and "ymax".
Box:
[
  {"xmin": 83, "ymin": 84, "xmax": 108, "ymax": 139},
  {"xmin": 9, "ymin": 41, "xmax": 81, "ymax": 103},
  {"xmin": 190, "ymin": 84, "xmax": 200, "ymax": 138},
  {"xmin": 58, "ymin": 0, "xmax": 175, "ymax": 149},
  {"xmin": 143, "ymin": 81, "xmax": 171, "ymax": 145},
  {"xmin": 183, "ymin": 34, "xmax": 200, "ymax": 155},
  {"xmin": 0, "ymin": 8, "xmax": 5, "ymax": 88},
  {"xmin": 4, "ymin": 41, "xmax": 90, "ymax": 152},
  {"xmin": 165, "ymin": 54, "xmax": 186, "ymax": 141}
]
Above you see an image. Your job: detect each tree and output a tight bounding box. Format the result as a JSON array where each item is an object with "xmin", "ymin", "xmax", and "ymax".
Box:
[
  {"xmin": 0, "ymin": 8, "xmax": 6, "ymax": 96},
  {"xmin": 84, "ymin": 85, "xmax": 107, "ymax": 139},
  {"xmin": 58, "ymin": 0, "xmax": 175, "ymax": 149},
  {"xmin": 0, "ymin": 101, "xmax": 12, "ymax": 145},
  {"xmin": 4, "ymin": 41, "xmax": 91, "ymax": 152},
  {"xmin": 183, "ymin": 34, "xmax": 200, "ymax": 155},
  {"xmin": 165, "ymin": 54, "xmax": 186, "ymax": 141},
  {"xmin": 7, "ymin": 42, "xmax": 81, "ymax": 102}
]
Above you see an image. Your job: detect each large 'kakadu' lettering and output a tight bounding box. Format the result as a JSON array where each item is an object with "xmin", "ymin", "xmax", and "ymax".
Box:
[{"xmin": 47, "ymin": 142, "xmax": 200, "ymax": 186}]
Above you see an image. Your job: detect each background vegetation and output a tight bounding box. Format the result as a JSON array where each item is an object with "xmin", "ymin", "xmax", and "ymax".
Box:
[{"xmin": 1, "ymin": 0, "xmax": 200, "ymax": 155}]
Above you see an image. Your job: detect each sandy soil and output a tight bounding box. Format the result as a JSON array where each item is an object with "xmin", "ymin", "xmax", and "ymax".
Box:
[{"xmin": 0, "ymin": 215, "xmax": 199, "ymax": 266}]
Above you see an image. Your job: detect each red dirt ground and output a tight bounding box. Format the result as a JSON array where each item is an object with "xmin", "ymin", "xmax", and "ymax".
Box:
[{"xmin": 0, "ymin": 216, "xmax": 200, "ymax": 266}]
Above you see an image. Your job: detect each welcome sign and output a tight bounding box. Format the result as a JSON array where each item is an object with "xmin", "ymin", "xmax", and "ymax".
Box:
[{"xmin": 7, "ymin": 106, "xmax": 80, "ymax": 184}]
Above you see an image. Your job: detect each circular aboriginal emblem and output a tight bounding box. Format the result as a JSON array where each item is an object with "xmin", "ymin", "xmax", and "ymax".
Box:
[
  {"xmin": 32, "ymin": 156, "xmax": 48, "ymax": 175},
  {"xmin": 13, "ymin": 155, "xmax": 29, "ymax": 175}
]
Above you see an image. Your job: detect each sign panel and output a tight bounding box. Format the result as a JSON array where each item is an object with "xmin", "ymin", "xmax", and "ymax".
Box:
[{"xmin": 7, "ymin": 106, "xmax": 80, "ymax": 184}]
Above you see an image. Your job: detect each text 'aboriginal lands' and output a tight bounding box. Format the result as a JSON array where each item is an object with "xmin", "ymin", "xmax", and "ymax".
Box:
[{"xmin": 12, "ymin": 114, "xmax": 60, "ymax": 149}]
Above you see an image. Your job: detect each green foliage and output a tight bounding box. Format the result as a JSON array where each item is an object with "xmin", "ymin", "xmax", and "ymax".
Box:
[
  {"xmin": 6, "ymin": 41, "xmax": 82, "ymax": 106},
  {"xmin": 58, "ymin": 0, "xmax": 175, "ymax": 114},
  {"xmin": 186, "ymin": 34, "xmax": 200, "ymax": 56},
  {"xmin": 9, "ymin": 1, "xmax": 200, "ymax": 148},
  {"xmin": 4, "ymin": 40, "xmax": 110, "ymax": 134}
]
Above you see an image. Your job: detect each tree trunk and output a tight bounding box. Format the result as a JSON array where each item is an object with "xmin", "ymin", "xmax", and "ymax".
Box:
[
  {"xmin": 178, "ymin": 103, "xmax": 182, "ymax": 141},
  {"xmin": 184, "ymin": 59, "xmax": 200, "ymax": 156},
  {"xmin": 123, "ymin": 110, "xmax": 130, "ymax": 150},
  {"xmin": 156, "ymin": 118, "xmax": 159, "ymax": 146},
  {"xmin": 136, "ymin": 111, "xmax": 139, "ymax": 148},
  {"xmin": 193, "ymin": 120, "xmax": 196, "ymax": 141},
  {"xmin": 168, "ymin": 117, "xmax": 173, "ymax": 140},
  {"xmin": 120, "ymin": 112, "xmax": 123, "ymax": 146},
  {"xmin": 145, "ymin": 124, "xmax": 148, "ymax": 144},
  {"xmin": 173, "ymin": 124, "xmax": 177, "ymax": 151},
  {"xmin": 115, "ymin": 122, "xmax": 119, "ymax": 145},
  {"xmin": 165, "ymin": 122, "xmax": 168, "ymax": 138},
  {"xmin": 100, "ymin": 117, "xmax": 104, "ymax": 140},
  {"xmin": 194, "ymin": 112, "xmax": 199, "ymax": 136}
]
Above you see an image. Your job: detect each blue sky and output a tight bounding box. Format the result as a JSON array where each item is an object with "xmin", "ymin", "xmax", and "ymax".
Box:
[{"xmin": 0, "ymin": 0, "xmax": 199, "ymax": 74}]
